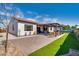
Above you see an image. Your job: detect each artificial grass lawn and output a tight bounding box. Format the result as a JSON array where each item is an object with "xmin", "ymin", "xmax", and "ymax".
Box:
[
  {"xmin": 29, "ymin": 33, "xmax": 69, "ymax": 56},
  {"xmin": 56, "ymin": 32, "xmax": 79, "ymax": 55}
]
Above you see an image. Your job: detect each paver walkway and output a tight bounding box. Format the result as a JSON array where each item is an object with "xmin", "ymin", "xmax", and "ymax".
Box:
[{"xmin": 9, "ymin": 34, "xmax": 64, "ymax": 55}]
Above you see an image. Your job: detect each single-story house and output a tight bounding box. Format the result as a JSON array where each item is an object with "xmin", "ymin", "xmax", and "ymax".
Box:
[
  {"xmin": 37, "ymin": 23, "xmax": 63, "ymax": 34},
  {"xmin": 9, "ymin": 17, "xmax": 37, "ymax": 36},
  {"xmin": 8, "ymin": 17, "xmax": 63, "ymax": 36}
]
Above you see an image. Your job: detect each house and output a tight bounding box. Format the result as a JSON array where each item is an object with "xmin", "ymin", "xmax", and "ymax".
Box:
[
  {"xmin": 9, "ymin": 17, "xmax": 37, "ymax": 36},
  {"xmin": 8, "ymin": 17, "xmax": 63, "ymax": 36},
  {"xmin": 37, "ymin": 23, "xmax": 63, "ymax": 35},
  {"xmin": 0, "ymin": 28, "xmax": 6, "ymax": 33}
]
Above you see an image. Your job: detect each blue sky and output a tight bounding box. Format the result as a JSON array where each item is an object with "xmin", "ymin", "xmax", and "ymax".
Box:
[
  {"xmin": 14, "ymin": 3, "xmax": 79, "ymax": 25},
  {"xmin": 0, "ymin": 3, "xmax": 79, "ymax": 27}
]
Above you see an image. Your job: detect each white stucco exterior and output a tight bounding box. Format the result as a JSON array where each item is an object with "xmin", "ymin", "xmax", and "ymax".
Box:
[
  {"xmin": 9, "ymin": 18, "xmax": 63, "ymax": 36},
  {"xmin": 48, "ymin": 27, "xmax": 63, "ymax": 33},
  {"xmin": 48, "ymin": 27, "xmax": 54, "ymax": 32},
  {"xmin": 9, "ymin": 18, "xmax": 37, "ymax": 36},
  {"xmin": 9, "ymin": 19, "xmax": 18, "ymax": 36},
  {"xmin": 18, "ymin": 23, "xmax": 37, "ymax": 36}
]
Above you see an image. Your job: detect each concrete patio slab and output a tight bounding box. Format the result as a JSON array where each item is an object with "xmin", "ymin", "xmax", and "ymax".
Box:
[{"xmin": 9, "ymin": 34, "xmax": 64, "ymax": 56}]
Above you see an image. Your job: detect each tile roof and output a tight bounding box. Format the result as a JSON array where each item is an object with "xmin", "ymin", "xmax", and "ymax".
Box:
[
  {"xmin": 37, "ymin": 23, "xmax": 63, "ymax": 27},
  {"xmin": 12, "ymin": 17, "xmax": 63, "ymax": 27},
  {"xmin": 13, "ymin": 17, "xmax": 37, "ymax": 24}
]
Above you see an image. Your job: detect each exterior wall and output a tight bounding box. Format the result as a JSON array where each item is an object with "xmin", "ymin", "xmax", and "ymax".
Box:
[
  {"xmin": 48, "ymin": 27, "xmax": 54, "ymax": 33},
  {"xmin": 60, "ymin": 27, "xmax": 63, "ymax": 31},
  {"xmin": 57, "ymin": 27, "xmax": 60, "ymax": 31},
  {"xmin": 9, "ymin": 19, "xmax": 63, "ymax": 36},
  {"xmin": 17, "ymin": 22, "xmax": 37, "ymax": 36},
  {"xmin": 9, "ymin": 19, "xmax": 18, "ymax": 36},
  {"xmin": 57, "ymin": 27, "xmax": 63, "ymax": 31},
  {"xmin": 59, "ymin": 27, "xmax": 63, "ymax": 34},
  {"xmin": 48, "ymin": 27, "xmax": 63, "ymax": 33},
  {"xmin": 18, "ymin": 23, "xmax": 24, "ymax": 36}
]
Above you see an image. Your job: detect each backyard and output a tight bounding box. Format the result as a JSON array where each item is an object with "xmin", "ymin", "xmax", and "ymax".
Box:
[{"xmin": 29, "ymin": 33, "xmax": 79, "ymax": 56}]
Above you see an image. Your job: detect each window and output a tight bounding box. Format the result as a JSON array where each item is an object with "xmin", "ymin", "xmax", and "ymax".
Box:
[
  {"xmin": 24, "ymin": 25, "xmax": 33, "ymax": 31},
  {"xmin": 50, "ymin": 27, "xmax": 52, "ymax": 30},
  {"xmin": 12, "ymin": 24, "xmax": 14, "ymax": 31}
]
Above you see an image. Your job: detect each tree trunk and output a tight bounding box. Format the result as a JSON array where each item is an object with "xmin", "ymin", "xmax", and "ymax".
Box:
[{"xmin": 5, "ymin": 25, "xmax": 9, "ymax": 55}]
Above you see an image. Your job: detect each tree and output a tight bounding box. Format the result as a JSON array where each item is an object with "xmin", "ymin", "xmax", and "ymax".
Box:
[
  {"xmin": 0, "ymin": 4, "xmax": 14, "ymax": 55},
  {"xmin": 74, "ymin": 25, "xmax": 78, "ymax": 29},
  {"xmin": 63, "ymin": 25, "xmax": 71, "ymax": 30},
  {"xmin": 71, "ymin": 25, "xmax": 78, "ymax": 30},
  {"xmin": 0, "ymin": 4, "xmax": 23, "ymax": 55}
]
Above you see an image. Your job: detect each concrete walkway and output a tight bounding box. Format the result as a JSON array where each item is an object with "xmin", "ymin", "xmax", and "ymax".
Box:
[{"xmin": 9, "ymin": 34, "xmax": 64, "ymax": 56}]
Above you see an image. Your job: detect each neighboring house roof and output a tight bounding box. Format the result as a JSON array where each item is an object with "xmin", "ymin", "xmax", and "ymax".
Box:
[
  {"xmin": 0, "ymin": 28, "xmax": 6, "ymax": 33},
  {"xmin": 37, "ymin": 23, "xmax": 63, "ymax": 27},
  {"xmin": 13, "ymin": 17, "xmax": 37, "ymax": 24},
  {"xmin": 47, "ymin": 23, "xmax": 63, "ymax": 27}
]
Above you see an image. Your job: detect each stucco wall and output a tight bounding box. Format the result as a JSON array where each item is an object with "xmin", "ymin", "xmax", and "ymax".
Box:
[
  {"xmin": 48, "ymin": 27, "xmax": 54, "ymax": 32},
  {"xmin": 18, "ymin": 23, "xmax": 37, "ymax": 36},
  {"xmin": 9, "ymin": 19, "xmax": 18, "ymax": 36},
  {"xmin": 48, "ymin": 26, "xmax": 63, "ymax": 33}
]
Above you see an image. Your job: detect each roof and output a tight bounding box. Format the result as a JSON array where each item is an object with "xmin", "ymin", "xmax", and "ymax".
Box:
[
  {"xmin": 37, "ymin": 23, "xmax": 63, "ymax": 27},
  {"xmin": 0, "ymin": 28, "xmax": 6, "ymax": 32},
  {"xmin": 47, "ymin": 23, "xmax": 63, "ymax": 27},
  {"xmin": 12, "ymin": 17, "xmax": 63, "ymax": 26},
  {"xmin": 13, "ymin": 17, "xmax": 37, "ymax": 24}
]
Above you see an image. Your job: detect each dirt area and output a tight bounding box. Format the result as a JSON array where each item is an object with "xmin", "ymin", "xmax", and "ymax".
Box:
[{"xmin": 0, "ymin": 41, "xmax": 24, "ymax": 56}]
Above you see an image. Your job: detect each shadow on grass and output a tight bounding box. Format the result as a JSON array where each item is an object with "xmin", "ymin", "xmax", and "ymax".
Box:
[{"xmin": 55, "ymin": 32, "xmax": 79, "ymax": 56}]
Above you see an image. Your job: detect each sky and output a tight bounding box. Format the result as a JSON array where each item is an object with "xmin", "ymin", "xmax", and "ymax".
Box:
[{"xmin": 0, "ymin": 3, "xmax": 79, "ymax": 27}]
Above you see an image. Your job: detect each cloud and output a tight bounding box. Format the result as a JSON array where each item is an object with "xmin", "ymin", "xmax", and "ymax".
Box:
[
  {"xmin": 26, "ymin": 18, "xmax": 37, "ymax": 22},
  {"xmin": 0, "ymin": 11, "xmax": 5, "ymax": 15},
  {"xmin": 34, "ymin": 15, "xmax": 42, "ymax": 19},
  {"xmin": 15, "ymin": 8, "xmax": 24, "ymax": 18},
  {"xmin": 26, "ymin": 11, "xmax": 33, "ymax": 14},
  {"xmin": 0, "ymin": 11, "xmax": 13, "ymax": 17},
  {"xmin": 44, "ymin": 14, "xmax": 50, "ymax": 17},
  {"xmin": 0, "ymin": 4, "xmax": 13, "ymax": 11},
  {"xmin": 31, "ymin": 14, "xmax": 62, "ymax": 24},
  {"xmin": 26, "ymin": 11, "xmax": 38, "ymax": 15},
  {"xmin": 42, "ymin": 17, "xmax": 51, "ymax": 23},
  {"xmin": 0, "ymin": 4, "xmax": 14, "ymax": 17},
  {"xmin": 42, "ymin": 17, "xmax": 62, "ymax": 24},
  {"xmin": 5, "ymin": 6, "xmax": 12, "ymax": 10},
  {"xmin": 5, "ymin": 4, "xmax": 13, "ymax": 10},
  {"xmin": 52, "ymin": 18, "xmax": 59, "ymax": 23}
]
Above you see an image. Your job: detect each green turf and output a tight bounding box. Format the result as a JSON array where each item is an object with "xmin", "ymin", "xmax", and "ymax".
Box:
[
  {"xmin": 29, "ymin": 33, "xmax": 69, "ymax": 56},
  {"xmin": 56, "ymin": 32, "xmax": 79, "ymax": 55},
  {"xmin": 29, "ymin": 33, "xmax": 79, "ymax": 56}
]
